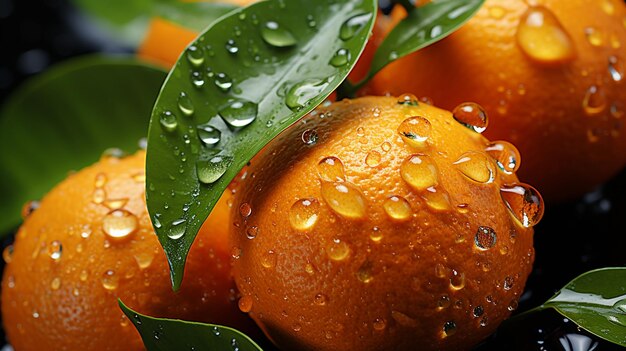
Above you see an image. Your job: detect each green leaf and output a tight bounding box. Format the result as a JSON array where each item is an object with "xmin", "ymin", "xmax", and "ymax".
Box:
[
  {"xmin": 146, "ymin": 0, "xmax": 377, "ymax": 290},
  {"xmin": 0, "ymin": 56, "xmax": 166, "ymax": 235},
  {"xmin": 357, "ymin": 0, "xmax": 484, "ymax": 87},
  {"xmin": 71, "ymin": 0, "xmax": 238, "ymax": 45},
  {"xmin": 119, "ymin": 300, "xmax": 263, "ymax": 351},
  {"xmin": 543, "ymin": 267, "xmax": 626, "ymax": 347}
]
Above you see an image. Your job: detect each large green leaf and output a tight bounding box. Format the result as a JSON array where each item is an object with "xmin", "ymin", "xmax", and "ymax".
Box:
[
  {"xmin": 543, "ymin": 267, "xmax": 626, "ymax": 346},
  {"xmin": 71, "ymin": 0, "xmax": 238, "ymax": 45},
  {"xmin": 146, "ymin": 0, "xmax": 377, "ymax": 290},
  {"xmin": 350, "ymin": 0, "xmax": 484, "ymax": 91},
  {"xmin": 119, "ymin": 300, "xmax": 263, "ymax": 351},
  {"xmin": 0, "ymin": 56, "xmax": 166, "ymax": 235}
]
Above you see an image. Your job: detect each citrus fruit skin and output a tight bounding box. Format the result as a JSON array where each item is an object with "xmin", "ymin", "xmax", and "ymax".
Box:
[
  {"xmin": 1, "ymin": 151, "xmax": 253, "ymax": 351},
  {"xmin": 368, "ymin": 0, "xmax": 626, "ymax": 201},
  {"xmin": 230, "ymin": 96, "xmax": 538, "ymax": 351}
]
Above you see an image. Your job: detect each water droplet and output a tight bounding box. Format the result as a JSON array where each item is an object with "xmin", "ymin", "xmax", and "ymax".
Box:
[
  {"xmin": 613, "ymin": 298, "xmax": 626, "ymax": 313},
  {"xmin": 134, "ymin": 251, "xmax": 155, "ymax": 270},
  {"xmin": 450, "ymin": 270, "xmax": 465, "ymax": 290},
  {"xmin": 50, "ymin": 277, "xmax": 61, "ymax": 290},
  {"xmin": 397, "ymin": 116, "xmax": 431, "ymax": 148},
  {"xmin": 168, "ymin": 219, "xmax": 187, "ymax": 240},
  {"xmin": 191, "ymin": 71, "xmax": 205, "ymax": 88},
  {"xmin": 504, "ymin": 276, "xmax": 514, "ymax": 290},
  {"xmin": 260, "ymin": 250, "xmax": 276, "ymax": 268},
  {"xmin": 160, "ymin": 111, "xmax": 178, "ymax": 132},
  {"xmin": 314, "ymin": 293, "xmax": 327, "ymax": 305},
  {"xmin": 397, "ymin": 93, "xmax": 419, "ymax": 106},
  {"xmin": 48, "ymin": 240, "xmax": 62, "ymax": 261},
  {"xmin": 339, "ymin": 13, "xmax": 371, "ymax": 40},
  {"xmin": 239, "ymin": 203, "xmax": 252, "ymax": 218},
  {"xmin": 508, "ymin": 299, "xmax": 519, "ymax": 311},
  {"xmin": 261, "ymin": 21, "xmax": 297, "ymax": 47},
  {"xmin": 585, "ymin": 27, "xmax": 605, "ymax": 47},
  {"xmin": 357, "ymin": 260, "xmax": 374, "ymax": 283},
  {"xmin": 102, "ymin": 270, "xmax": 118, "ymax": 290},
  {"xmin": 608, "ymin": 56, "xmax": 624, "ymax": 82},
  {"xmin": 443, "ymin": 321, "xmax": 457, "ymax": 337},
  {"xmin": 214, "ymin": 72, "xmax": 233, "ymax": 92},
  {"xmin": 326, "ymin": 239, "xmax": 350, "ymax": 261},
  {"xmin": 437, "ymin": 295, "xmax": 451, "ymax": 310},
  {"xmin": 473, "ymin": 306, "xmax": 484, "ymax": 317},
  {"xmin": 246, "ymin": 226, "xmax": 258, "ymax": 239},
  {"xmin": 99, "ymin": 209, "xmax": 136, "ymax": 242},
  {"xmin": 2, "ymin": 245, "xmax": 13, "ymax": 264},
  {"xmin": 475, "ymin": 226, "xmax": 497, "ymax": 250},
  {"xmin": 95, "ymin": 172, "xmax": 107, "ymax": 187},
  {"xmin": 400, "ymin": 154, "xmax": 439, "ymax": 191},
  {"xmin": 381, "ymin": 142, "xmax": 391, "ymax": 152},
  {"xmin": 452, "ymin": 102, "xmax": 488, "ymax": 133},
  {"xmin": 383, "ymin": 195, "xmax": 412, "ymax": 221},
  {"xmin": 485, "ymin": 141, "xmax": 521, "ymax": 174},
  {"xmin": 516, "ymin": 6, "xmax": 576, "ymax": 63},
  {"xmin": 219, "ymin": 99, "xmax": 257, "ymax": 128},
  {"xmin": 79, "ymin": 270, "xmax": 88, "ymax": 281},
  {"xmin": 373, "ymin": 318, "xmax": 386, "ymax": 331},
  {"xmin": 93, "ymin": 188, "xmax": 106, "ymax": 204},
  {"xmin": 583, "ymin": 85, "xmax": 607, "ymax": 116},
  {"xmin": 289, "ymin": 198, "xmax": 320, "ymax": 231},
  {"xmin": 320, "ymin": 182, "xmax": 367, "ymax": 219},
  {"xmin": 196, "ymin": 155, "xmax": 233, "ymax": 184},
  {"xmin": 301, "ymin": 129, "xmax": 318, "ymax": 145},
  {"xmin": 197, "ymin": 124, "xmax": 221, "ymax": 146},
  {"xmin": 453, "ymin": 151, "xmax": 495, "ymax": 183},
  {"xmin": 225, "ymin": 39, "xmax": 239, "ymax": 54},
  {"xmin": 610, "ymin": 33, "xmax": 622, "ymax": 49},
  {"xmin": 20, "ymin": 200, "xmax": 39, "ymax": 219},
  {"xmin": 176, "ymin": 93, "xmax": 194, "ymax": 118},
  {"xmin": 601, "ymin": 0, "xmax": 616, "ymax": 15},
  {"xmin": 285, "ymin": 78, "xmax": 331, "ymax": 111},
  {"xmin": 238, "ymin": 295, "xmax": 253, "ymax": 313},
  {"xmin": 317, "ymin": 156, "xmax": 346, "ymax": 182},
  {"xmin": 186, "ymin": 45, "xmax": 205, "ymax": 67},
  {"xmin": 500, "ymin": 183, "xmax": 545, "ymax": 227},
  {"xmin": 329, "ymin": 48, "xmax": 351, "ymax": 67}
]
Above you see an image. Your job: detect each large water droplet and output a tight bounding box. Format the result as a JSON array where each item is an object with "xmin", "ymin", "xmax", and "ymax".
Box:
[
  {"xmin": 317, "ymin": 156, "xmax": 346, "ymax": 182},
  {"xmin": 452, "ymin": 103, "xmax": 488, "ymax": 133},
  {"xmin": 500, "ymin": 183, "xmax": 545, "ymax": 227},
  {"xmin": 442, "ymin": 321, "xmax": 457, "ymax": 337},
  {"xmin": 400, "ymin": 154, "xmax": 439, "ymax": 191},
  {"xmin": 339, "ymin": 13, "xmax": 371, "ymax": 41},
  {"xmin": 329, "ymin": 48, "xmax": 351, "ymax": 67},
  {"xmin": 485, "ymin": 141, "xmax": 521, "ymax": 174},
  {"xmin": 289, "ymin": 198, "xmax": 320, "ymax": 231},
  {"xmin": 397, "ymin": 93, "xmax": 419, "ymax": 106},
  {"xmin": 102, "ymin": 209, "xmax": 138, "ymax": 241},
  {"xmin": 383, "ymin": 195, "xmax": 412, "ymax": 221},
  {"xmin": 186, "ymin": 45, "xmax": 205, "ymax": 67},
  {"xmin": 516, "ymin": 6, "xmax": 576, "ymax": 63},
  {"xmin": 219, "ymin": 99, "xmax": 258, "ymax": 128},
  {"xmin": 160, "ymin": 111, "xmax": 178, "ymax": 132},
  {"xmin": 238, "ymin": 295, "xmax": 253, "ymax": 312},
  {"xmin": 285, "ymin": 78, "xmax": 331, "ymax": 111},
  {"xmin": 197, "ymin": 155, "xmax": 233, "ymax": 184},
  {"xmin": 397, "ymin": 116, "xmax": 431, "ymax": 148},
  {"xmin": 177, "ymin": 92, "xmax": 194, "ymax": 116},
  {"xmin": 582, "ymin": 85, "xmax": 607, "ymax": 116},
  {"xmin": 475, "ymin": 226, "xmax": 497, "ymax": 250},
  {"xmin": 261, "ymin": 21, "xmax": 297, "ymax": 47},
  {"xmin": 321, "ymin": 182, "xmax": 366, "ymax": 219},
  {"xmin": 168, "ymin": 219, "xmax": 187, "ymax": 240},
  {"xmin": 197, "ymin": 124, "xmax": 221, "ymax": 146},
  {"xmin": 453, "ymin": 151, "xmax": 495, "ymax": 183}
]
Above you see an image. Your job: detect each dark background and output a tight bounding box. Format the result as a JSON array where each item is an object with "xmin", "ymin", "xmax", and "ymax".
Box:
[{"xmin": 0, "ymin": 0, "xmax": 625, "ymax": 350}]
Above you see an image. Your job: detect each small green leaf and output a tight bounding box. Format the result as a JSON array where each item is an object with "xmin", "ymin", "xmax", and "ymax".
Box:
[
  {"xmin": 544, "ymin": 267, "xmax": 626, "ymax": 346},
  {"xmin": 360, "ymin": 0, "xmax": 484, "ymax": 86},
  {"xmin": 0, "ymin": 56, "xmax": 166, "ymax": 235},
  {"xmin": 119, "ymin": 300, "xmax": 263, "ymax": 351},
  {"xmin": 71, "ymin": 0, "xmax": 238, "ymax": 45},
  {"xmin": 146, "ymin": 0, "xmax": 377, "ymax": 290}
]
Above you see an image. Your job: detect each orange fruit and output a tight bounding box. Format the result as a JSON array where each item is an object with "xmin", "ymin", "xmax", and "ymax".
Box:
[
  {"xmin": 1, "ymin": 151, "xmax": 254, "ymax": 351},
  {"xmin": 367, "ymin": 0, "xmax": 626, "ymax": 201},
  {"xmin": 229, "ymin": 96, "xmax": 543, "ymax": 350}
]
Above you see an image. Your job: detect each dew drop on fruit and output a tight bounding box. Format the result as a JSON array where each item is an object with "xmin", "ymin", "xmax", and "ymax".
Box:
[
  {"xmin": 186, "ymin": 45, "xmax": 204, "ymax": 67},
  {"xmin": 365, "ymin": 150, "xmax": 382, "ymax": 167},
  {"xmin": 473, "ymin": 306, "xmax": 484, "ymax": 317},
  {"xmin": 320, "ymin": 182, "xmax": 367, "ymax": 219},
  {"xmin": 214, "ymin": 72, "xmax": 233, "ymax": 92},
  {"xmin": 95, "ymin": 172, "xmax": 107, "ymax": 188},
  {"xmin": 608, "ymin": 55, "xmax": 624, "ymax": 82},
  {"xmin": 449, "ymin": 269, "xmax": 465, "ymax": 290},
  {"xmin": 485, "ymin": 141, "xmax": 521, "ymax": 174},
  {"xmin": 238, "ymin": 295, "xmax": 253, "ymax": 313},
  {"xmin": 314, "ymin": 293, "xmax": 327, "ymax": 306},
  {"xmin": 102, "ymin": 209, "xmax": 138, "ymax": 240},
  {"xmin": 79, "ymin": 270, "xmax": 88, "ymax": 281},
  {"xmin": 356, "ymin": 260, "xmax": 374, "ymax": 283},
  {"xmin": 104, "ymin": 198, "xmax": 128, "ymax": 210},
  {"xmin": 50, "ymin": 277, "xmax": 61, "ymax": 290},
  {"xmin": 261, "ymin": 21, "xmax": 297, "ymax": 48},
  {"xmin": 383, "ymin": 196, "xmax": 411, "ymax": 221},
  {"xmin": 339, "ymin": 13, "xmax": 371, "ymax": 41},
  {"xmin": 260, "ymin": 250, "xmax": 276, "ymax": 269},
  {"xmin": 219, "ymin": 99, "xmax": 257, "ymax": 128},
  {"xmin": 197, "ymin": 124, "xmax": 221, "ymax": 146},
  {"xmin": 475, "ymin": 226, "xmax": 497, "ymax": 250},
  {"xmin": 134, "ymin": 251, "xmax": 155, "ymax": 270},
  {"xmin": 246, "ymin": 226, "xmax": 258, "ymax": 239},
  {"xmin": 20, "ymin": 200, "xmax": 39, "ymax": 219},
  {"xmin": 437, "ymin": 295, "xmax": 451, "ymax": 310},
  {"xmin": 326, "ymin": 239, "xmax": 350, "ymax": 261},
  {"xmin": 516, "ymin": 6, "xmax": 576, "ymax": 63},
  {"xmin": 3, "ymin": 245, "xmax": 13, "ymax": 264},
  {"xmin": 373, "ymin": 318, "xmax": 386, "ymax": 331},
  {"xmin": 583, "ymin": 85, "xmax": 607, "ymax": 116},
  {"xmin": 508, "ymin": 299, "xmax": 519, "ymax": 311},
  {"xmin": 452, "ymin": 102, "xmax": 488, "ymax": 133},
  {"xmin": 160, "ymin": 111, "xmax": 178, "ymax": 132},
  {"xmin": 101, "ymin": 270, "xmax": 118, "ymax": 290},
  {"xmin": 423, "ymin": 186, "xmax": 451, "ymax": 211},
  {"xmin": 453, "ymin": 151, "xmax": 495, "ymax": 183},
  {"xmin": 239, "ymin": 203, "xmax": 252, "ymax": 218},
  {"xmin": 397, "ymin": 116, "xmax": 431, "ymax": 148},
  {"xmin": 442, "ymin": 321, "xmax": 457, "ymax": 337},
  {"xmin": 93, "ymin": 188, "xmax": 106, "ymax": 204},
  {"xmin": 196, "ymin": 155, "xmax": 233, "ymax": 184},
  {"xmin": 397, "ymin": 93, "xmax": 419, "ymax": 106},
  {"xmin": 329, "ymin": 48, "xmax": 351, "ymax": 67},
  {"xmin": 381, "ymin": 142, "xmax": 391, "ymax": 152},
  {"xmin": 167, "ymin": 219, "xmax": 187, "ymax": 240},
  {"xmin": 601, "ymin": 0, "xmax": 616, "ymax": 15},
  {"xmin": 289, "ymin": 198, "xmax": 320, "ymax": 231},
  {"xmin": 584, "ymin": 27, "xmax": 605, "ymax": 47},
  {"xmin": 500, "ymin": 183, "xmax": 545, "ymax": 227},
  {"xmin": 317, "ymin": 156, "xmax": 346, "ymax": 182},
  {"xmin": 177, "ymin": 92, "xmax": 194, "ymax": 117},
  {"xmin": 503, "ymin": 276, "xmax": 514, "ymax": 290},
  {"xmin": 48, "ymin": 240, "xmax": 63, "ymax": 261},
  {"xmin": 301, "ymin": 129, "xmax": 318, "ymax": 145},
  {"xmin": 400, "ymin": 154, "xmax": 438, "ymax": 191}
]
